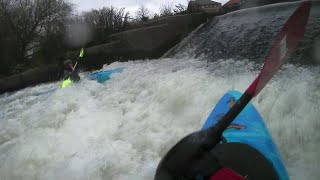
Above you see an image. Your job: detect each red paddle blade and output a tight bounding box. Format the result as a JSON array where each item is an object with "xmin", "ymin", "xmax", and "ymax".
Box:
[{"xmin": 246, "ymin": 1, "xmax": 311, "ymax": 96}]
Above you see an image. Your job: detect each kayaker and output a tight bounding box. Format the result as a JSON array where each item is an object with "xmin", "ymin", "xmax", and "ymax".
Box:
[
  {"xmin": 60, "ymin": 48, "xmax": 85, "ymax": 88},
  {"xmin": 155, "ymin": 0, "xmax": 311, "ymax": 179},
  {"xmin": 154, "ymin": 126, "xmax": 279, "ymax": 180},
  {"xmin": 63, "ymin": 59, "xmax": 80, "ymax": 82},
  {"xmin": 60, "ymin": 59, "xmax": 80, "ymax": 89}
]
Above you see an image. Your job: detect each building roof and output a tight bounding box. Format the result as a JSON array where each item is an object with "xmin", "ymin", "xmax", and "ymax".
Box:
[
  {"xmin": 223, "ymin": 0, "xmax": 241, "ymax": 7},
  {"xmin": 189, "ymin": 0, "xmax": 222, "ymax": 6}
]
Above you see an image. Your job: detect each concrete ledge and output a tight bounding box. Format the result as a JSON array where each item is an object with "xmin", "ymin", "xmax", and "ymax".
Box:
[{"xmin": 0, "ymin": 65, "xmax": 61, "ymax": 94}]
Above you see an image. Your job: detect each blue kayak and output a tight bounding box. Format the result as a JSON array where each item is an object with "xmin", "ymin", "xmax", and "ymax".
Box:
[
  {"xmin": 34, "ymin": 88, "xmax": 58, "ymax": 96},
  {"xmin": 202, "ymin": 90, "xmax": 289, "ymax": 180},
  {"xmin": 34, "ymin": 67, "xmax": 124, "ymax": 96},
  {"xmin": 89, "ymin": 67, "xmax": 124, "ymax": 83}
]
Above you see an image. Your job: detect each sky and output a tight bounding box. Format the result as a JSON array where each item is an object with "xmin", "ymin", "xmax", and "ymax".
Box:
[{"xmin": 69, "ymin": 0, "xmax": 229, "ymax": 16}]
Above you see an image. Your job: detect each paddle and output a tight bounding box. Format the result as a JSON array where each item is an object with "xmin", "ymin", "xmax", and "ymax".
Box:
[
  {"xmin": 72, "ymin": 48, "xmax": 85, "ymax": 71},
  {"xmin": 213, "ymin": 1, "xmax": 311, "ymax": 140},
  {"xmin": 154, "ymin": 2, "xmax": 311, "ymax": 179}
]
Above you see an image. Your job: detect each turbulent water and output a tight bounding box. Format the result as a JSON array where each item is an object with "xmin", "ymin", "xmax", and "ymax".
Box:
[
  {"xmin": 1, "ymin": 1, "xmax": 320, "ymax": 179},
  {"xmin": 166, "ymin": 1, "xmax": 320, "ymax": 65},
  {"xmin": 0, "ymin": 57, "xmax": 319, "ymax": 180}
]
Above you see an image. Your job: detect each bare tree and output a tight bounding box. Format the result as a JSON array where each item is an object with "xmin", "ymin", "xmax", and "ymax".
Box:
[
  {"xmin": 153, "ymin": 13, "xmax": 160, "ymax": 20},
  {"xmin": 136, "ymin": 5, "xmax": 150, "ymax": 22},
  {"xmin": 0, "ymin": 0, "xmax": 72, "ymax": 64},
  {"xmin": 174, "ymin": 4, "xmax": 187, "ymax": 15},
  {"xmin": 83, "ymin": 7, "xmax": 129, "ymax": 44},
  {"xmin": 0, "ymin": 17, "xmax": 18, "ymax": 75},
  {"xmin": 64, "ymin": 15, "xmax": 93, "ymax": 48},
  {"xmin": 160, "ymin": 2, "xmax": 173, "ymax": 17}
]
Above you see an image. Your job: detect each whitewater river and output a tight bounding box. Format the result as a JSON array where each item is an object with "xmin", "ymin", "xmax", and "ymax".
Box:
[{"xmin": 0, "ymin": 57, "xmax": 319, "ymax": 180}]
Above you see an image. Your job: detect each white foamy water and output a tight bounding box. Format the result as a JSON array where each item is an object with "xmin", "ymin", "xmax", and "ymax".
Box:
[{"xmin": 0, "ymin": 58, "xmax": 319, "ymax": 180}]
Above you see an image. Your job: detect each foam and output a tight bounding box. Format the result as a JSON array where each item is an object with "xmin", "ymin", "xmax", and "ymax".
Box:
[{"xmin": 0, "ymin": 58, "xmax": 319, "ymax": 180}]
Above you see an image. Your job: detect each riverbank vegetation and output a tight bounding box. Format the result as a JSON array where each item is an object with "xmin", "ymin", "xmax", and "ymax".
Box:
[{"xmin": 0, "ymin": 0, "xmax": 187, "ymax": 77}]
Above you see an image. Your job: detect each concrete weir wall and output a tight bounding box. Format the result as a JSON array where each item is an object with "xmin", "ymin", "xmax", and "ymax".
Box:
[
  {"xmin": 0, "ymin": 65, "xmax": 62, "ymax": 94},
  {"xmin": 79, "ymin": 13, "xmax": 206, "ymax": 69}
]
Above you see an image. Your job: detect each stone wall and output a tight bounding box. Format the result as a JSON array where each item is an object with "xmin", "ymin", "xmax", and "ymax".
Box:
[
  {"xmin": 0, "ymin": 65, "xmax": 62, "ymax": 94},
  {"xmin": 240, "ymin": 0, "xmax": 299, "ymax": 9}
]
